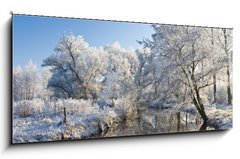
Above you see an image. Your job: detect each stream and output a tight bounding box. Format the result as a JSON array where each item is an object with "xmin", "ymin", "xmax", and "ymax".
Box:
[{"xmin": 100, "ymin": 108, "xmax": 215, "ymax": 138}]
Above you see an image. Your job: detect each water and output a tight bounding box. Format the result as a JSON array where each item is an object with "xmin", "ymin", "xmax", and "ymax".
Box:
[{"xmin": 100, "ymin": 108, "xmax": 215, "ymax": 138}]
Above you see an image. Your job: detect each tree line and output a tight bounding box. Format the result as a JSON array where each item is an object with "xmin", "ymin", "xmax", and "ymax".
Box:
[{"xmin": 13, "ymin": 25, "xmax": 232, "ymax": 122}]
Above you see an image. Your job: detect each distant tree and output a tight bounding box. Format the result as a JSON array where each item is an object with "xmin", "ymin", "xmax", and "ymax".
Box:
[
  {"xmin": 13, "ymin": 65, "xmax": 23, "ymax": 101},
  {"xmin": 211, "ymin": 28, "xmax": 217, "ymax": 104},
  {"xmin": 38, "ymin": 68, "xmax": 53, "ymax": 101},
  {"xmin": 24, "ymin": 59, "xmax": 38, "ymax": 100},
  {"xmin": 215, "ymin": 28, "xmax": 233, "ymax": 105},
  {"xmin": 101, "ymin": 42, "xmax": 139, "ymax": 105},
  {"xmin": 13, "ymin": 60, "xmax": 40, "ymax": 101},
  {"xmin": 203, "ymin": 28, "xmax": 233, "ymax": 105}
]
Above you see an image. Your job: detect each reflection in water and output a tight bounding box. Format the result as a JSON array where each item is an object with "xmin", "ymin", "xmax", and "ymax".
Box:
[{"xmin": 101, "ymin": 108, "xmax": 215, "ymax": 138}]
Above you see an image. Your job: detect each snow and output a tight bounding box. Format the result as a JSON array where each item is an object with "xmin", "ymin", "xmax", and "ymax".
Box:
[
  {"xmin": 177, "ymin": 103, "xmax": 232, "ymax": 129},
  {"xmin": 205, "ymin": 104, "xmax": 232, "ymax": 129},
  {"xmin": 12, "ymin": 99, "xmax": 118, "ymax": 143},
  {"xmin": 12, "ymin": 98, "xmax": 232, "ymax": 143}
]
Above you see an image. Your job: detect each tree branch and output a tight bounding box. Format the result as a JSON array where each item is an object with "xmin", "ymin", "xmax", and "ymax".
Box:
[{"xmin": 198, "ymin": 82, "xmax": 214, "ymax": 91}]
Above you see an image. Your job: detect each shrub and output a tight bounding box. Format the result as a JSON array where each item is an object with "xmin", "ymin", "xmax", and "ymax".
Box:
[
  {"xmin": 14, "ymin": 99, "xmax": 44, "ymax": 117},
  {"xmin": 114, "ymin": 98, "xmax": 139, "ymax": 120}
]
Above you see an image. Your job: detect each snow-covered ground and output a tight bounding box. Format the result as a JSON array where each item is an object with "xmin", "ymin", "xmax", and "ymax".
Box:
[
  {"xmin": 12, "ymin": 99, "xmax": 119, "ymax": 143},
  {"xmin": 205, "ymin": 104, "xmax": 232, "ymax": 129},
  {"xmin": 12, "ymin": 99, "xmax": 232, "ymax": 143}
]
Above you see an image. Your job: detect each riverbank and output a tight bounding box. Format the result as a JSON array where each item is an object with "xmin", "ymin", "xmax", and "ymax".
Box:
[{"xmin": 12, "ymin": 99, "xmax": 232, "ymax": 143}]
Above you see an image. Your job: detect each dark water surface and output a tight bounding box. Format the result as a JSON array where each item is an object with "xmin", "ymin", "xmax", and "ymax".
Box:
[{"xmin": 101, "ymin": 108, "xmax": 215, "ymax": 138}]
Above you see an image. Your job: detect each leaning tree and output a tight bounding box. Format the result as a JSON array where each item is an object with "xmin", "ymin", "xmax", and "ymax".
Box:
[{"xmin": 141, "ymin": 25, "xmax": 226, "ymax": 122}]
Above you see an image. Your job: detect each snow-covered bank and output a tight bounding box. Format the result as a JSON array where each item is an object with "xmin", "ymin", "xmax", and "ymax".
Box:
[
  {"xmin": 141, "ymin": 101, "xmax": 232, "ymax": 130},
  {"xmin": 177, "ymin": 103, "xmax": 232, "ymax": 129},
  {"xmin": 206, "ymin": 104, "xmax": 232, "ymax": 129},
  {"xmin": 12, "ymin": 99, "xmax": 119, "ymax": 143}
]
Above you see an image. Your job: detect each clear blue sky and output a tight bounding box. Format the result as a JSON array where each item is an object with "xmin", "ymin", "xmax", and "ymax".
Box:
[{"xmin": 13, "ymin": 15, "xmax": 153, "ymax": 67}]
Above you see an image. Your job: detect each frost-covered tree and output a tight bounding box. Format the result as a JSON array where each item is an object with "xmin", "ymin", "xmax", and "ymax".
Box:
[
  {"xmin": 141, "ymin": 25, "xmax": 228, "ymax": 122},
  {"xmin": 42, "ymin": 34, "xmax": 108, "ymax": 99},
  {"xmin": 37, "ymin": 68, "xmax": 53, "ymax": 101},
  {"xmin": 215, "ymin": 28, "xmax": 233, "ymax": 105},
  {"xmin": 13, "ymin": 59, "xmax": 45, "ymax": 101},
  {"xmin": 23, "ymin": 59, "xmax": 38, "ymax": 100},
  {"xmin": 101, "ymin": 42, "xmax": 139, "ymax": 105},
  {"xmin": 201, "ymin": 28, "xmax": 233, "ymax": 105},
  {"xmin": 13, "ymin": 65, "xmax": 23, "ymax": 101},
  {"xmin": 134, "ymin": 48, "xmax": 152, "ymax": 100}
]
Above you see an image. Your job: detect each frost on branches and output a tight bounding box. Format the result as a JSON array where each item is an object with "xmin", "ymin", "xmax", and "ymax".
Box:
[{"xmin": 12, "ymin": 26, "xmax": 232, "ymax": 143}]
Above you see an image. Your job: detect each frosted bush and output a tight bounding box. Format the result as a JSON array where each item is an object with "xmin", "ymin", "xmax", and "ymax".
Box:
[
  {"xmin": 14, "ymin": 99, "xmax": 44, "ymax": 117},
  {"xmin": 95, "ymin": 106, "xmax": 120, "ymax": 126},
  {"xmin": 114, "ymin": 98, "xmax": 139, "ymax": 120}
]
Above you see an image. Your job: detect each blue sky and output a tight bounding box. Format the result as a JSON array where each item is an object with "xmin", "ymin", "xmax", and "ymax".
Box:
[{"xmin": 13, "ymin": 15, "xmax": 153, "ymax": 67}]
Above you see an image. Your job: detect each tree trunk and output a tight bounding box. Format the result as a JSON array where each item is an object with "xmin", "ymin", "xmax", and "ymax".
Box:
[
  {"xmin": 223, "ymin": 28, "xmax": 232, "ymax": 105},
  {"xmin": 198, "ymin": 104, "xmax": 208, "ymax": 122},
  {"xmin": 154, "ymin": 80, "xmax": 158, "ymax": 100},
  {"xmin": 227, "ymin": 65, "xmax": 232, "ymax": 105},
  {"xmin": 177, "ymin": 112, "xmax": 181, "ymax": 131},
  {"xmin": 211, "ymin": 29, "xmax": 217, "ymax": 104},
  {"xmin": 199, "ymin": 121, "xmax": 207, "ymax": 131},
  {"xmin": 83, "ymin": 87, "xmax": 88, "ymax": 99},
  {"xmin": 63, "ymin": 107, "xmax": 67, "ymax": 124},
  {"xmin": 193, "ymin": 97, "xmax": 208, "ymax": 122},
  {"xmin": 192, "ymin": 87, "xmax": 209, "ymax": 122},
  {"xmin": 213, "ymin": 73, "xmax": 217, "ymax": 103}
]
